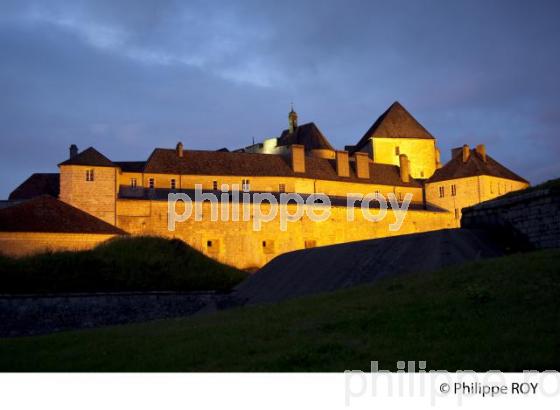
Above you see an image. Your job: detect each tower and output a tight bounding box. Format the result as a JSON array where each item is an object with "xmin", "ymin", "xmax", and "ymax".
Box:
[{"xmin": 288, "ymin": 104, "xmax": 298, "ymax": 133}]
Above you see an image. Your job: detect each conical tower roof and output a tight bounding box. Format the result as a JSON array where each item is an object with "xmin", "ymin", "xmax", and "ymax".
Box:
[{"xmin": 352, "ymin": 101, "xmax": 434, "ymax": 152}]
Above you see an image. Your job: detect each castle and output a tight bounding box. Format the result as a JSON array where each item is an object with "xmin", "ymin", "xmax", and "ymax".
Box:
[{"xmin": 0, "ymin": 102, "xmax": 529, "ymax": 269}]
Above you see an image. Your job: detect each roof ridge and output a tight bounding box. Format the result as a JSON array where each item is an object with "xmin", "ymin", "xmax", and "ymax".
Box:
[
  {"xmin": 141, "ymin": 147, "xmax": 420, "ymax": 187},
  {"xmin": 58, "ymin": 146, "xmax": 115, "ymax": 167},
  {"xmin": 278, "ymin": 121, "xmax": 334, "ymax": 151},
  {"xmin": 428, "ymin": 149, "xmax": 528, "ymax": 184},
  {"xmin": 0, "ymin": 195, "xmax": 126, "ymax": 234}
]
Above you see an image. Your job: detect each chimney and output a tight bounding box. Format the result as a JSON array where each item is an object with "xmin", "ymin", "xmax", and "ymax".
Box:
[
  {"xmin": 335, "ymin": 151, "xmax": 350, "ymax": 177},
  {"xmin": 399, "ymin": 154, "xmax": 410, "ymax": 183},
  {"xmin": 290, "ymin": 144, "xmax": 305, "ymax": 173},
  {"xmin": 176, "ymin": 142, "xmax": 184, "ymax": 157},
  {"xmin": 354, "ymin": 152, "xmax": 370, "ymax": 179},
  {"xmin": 69, "ymin": 144, "xmax": 78, "ymax": 159},
  {"xmin": 475, "ymin": 144, "xmax": 487, "ymax": 162},
  {"xmin": 462, "ymin": 144, "xmax": 470, "ymax": 163}
]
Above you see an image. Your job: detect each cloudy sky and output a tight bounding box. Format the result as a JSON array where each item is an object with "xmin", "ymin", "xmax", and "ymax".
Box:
[{"xmin": 1, "ymin": 0, "xmax": 559, "ymax": 197}]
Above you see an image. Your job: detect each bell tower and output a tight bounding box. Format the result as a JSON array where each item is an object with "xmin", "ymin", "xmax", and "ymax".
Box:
[{"xmin": 288, "ymin": 104, "xmax": 298, "ymax": 133}]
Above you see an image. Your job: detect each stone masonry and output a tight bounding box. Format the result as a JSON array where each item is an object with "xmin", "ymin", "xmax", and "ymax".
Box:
[{"xmin": 461, "ymin": 187, "xmax": 560, "ymax": 249}]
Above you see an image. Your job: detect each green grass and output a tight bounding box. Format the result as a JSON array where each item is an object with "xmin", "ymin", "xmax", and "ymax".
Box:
[
  {"xmin": 1, "ymin": 248, "xmax": 559, "ymax": 372},
  {"xmin": 0, "ymin": 236, "xmax": 248, "ymax": 294}
]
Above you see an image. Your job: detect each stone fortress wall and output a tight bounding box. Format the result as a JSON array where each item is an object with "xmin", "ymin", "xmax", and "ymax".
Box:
[
  {"xmin": 461, "ymin": 185, "xmax": 560, "ymax": 249},
  {"xmin": 0, "ymin": 232, "xmax": 118, "ymax": 257},
  {"xmin": 1, "ymin": 102, "xmax": 531, "ymax": 269},
  {"xmin": 426, "ymin": 175, "xmax": 529, "ymax": 228},
  {"xmin": 117, "ymin": 199, "xmax": 455, "ymax": 270}
]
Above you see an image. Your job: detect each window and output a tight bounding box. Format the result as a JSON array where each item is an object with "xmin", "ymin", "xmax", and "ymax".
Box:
[
  {"xmin": 170, "ymin": 179, "xmax": 176, "ymax": 190},
  {"xmin": 451, "ymin": 184, "xmax": 457, "ymax": 196},
  {"xmin": 130, "ymin": 178, "xmax": 137, "ymax": 188},
  {"xmin": 439, "ymin": 186, "xmax": 445, "ymax": 198},
  {"xmin": 149, "ymin": 178, "xmax": 155, "ymax": 189},
  {"xmin": 305, "ymin": 240, "xmax": 317, "ymax": 249},
  {"xmin": 279, "ymin": 183, "xmax": 286, "ymax": 193},
  {"xmin": 242, "ymin": 179, "xmax": 250, "ymax": 191},
  {"xmin": 398, "ymin": 192, "xmax": 403, "ymax": 201},
  {"xmin": 395, "ymin": 146, "xmax": 400, "ymax": 155},
  {"xmin": 420, "ymin": 171, "xmax": 424, "ymax": 178},
  {"xmin": 455, "ymin": 209, "xmax": 460, "ymax": 219},
  {"xmin": 206, "ymin": 239, "xmax": 220, "ymax": 253},
  {"xmin": 212, "ymin": 180, "xmax": 218, "ymax": 190},
  {"xmin": 85, "ymin": 169, "xmax": 94, "ymax": 181},
  {"xmin": 262, "ymin": 240, "xmax": 275, "ymax": 254}
]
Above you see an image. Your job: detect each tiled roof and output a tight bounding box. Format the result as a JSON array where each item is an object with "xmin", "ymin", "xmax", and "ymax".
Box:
[
  {"xmin": 9, "ymin": 173, "xmax": 60, "ymax": 200},
  {"xmin": 58, "ymin": 147, "xmax": 115, "ymax": 167},
  {"xmin": 352, "ymin": 101, "xmax": 434, "ymax": 152},
  {"xmin": 114, "ymin": 161, "xmax": 146, "ymax": 172},
  {"xmin": 0, "ymin": 195, "xmax": 126, "ymax": 234},
  {"xmin": 427, "ymin": 149, "xmax": 528, "ymax": 183},
  {"xmin": 143, "ymin": 148, "xmax": 420, "ymax": 187},
  {"xmin": 278, "ymin": 122, "xmax": 335, "ymax": 151}
]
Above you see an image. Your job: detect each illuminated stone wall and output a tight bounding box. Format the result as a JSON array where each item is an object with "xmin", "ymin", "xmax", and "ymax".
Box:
[
  {"xmin": 370, "ymin": 137, "xmax": 438, "ymax": 179},
  {"xmin": 44, "ymin": 152, "xmax": 526, "ymax": 270},
  {"xmin": 118, "ymin": 172, "xmax": 424, "ymax": 203},
  {"xmin": 116, "ymin": 199, "xmax": 455, "ymax": 270},
  {"xmin": 461, "ymin": 186, "xmax": 560, "ymax": 249},
  {"xmin": 60, "ymin": 165, "xmax": 118, "ymax": 225},
  {"xmin": 425, "ymin": 175, "xmax": 529, "ymax": 227},
  {"xmin": 0, "ymin": 232, "xmax": 118, "ymax": 257}
]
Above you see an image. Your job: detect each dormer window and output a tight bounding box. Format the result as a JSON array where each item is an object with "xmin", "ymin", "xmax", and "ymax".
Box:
[
  {"xmin": 171, "ymin": 179, "xmax": 176, "ymax": 190},
  {"xmin": 85, "ymin": 169, "xmax": 94, "ymax": 181}
]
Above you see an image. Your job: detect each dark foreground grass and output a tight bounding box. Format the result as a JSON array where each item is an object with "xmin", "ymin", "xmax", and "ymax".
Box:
[
  {"xmin": 0, "ymin": 236, "xmax": 248, "ymax": 294},
  {"xmin": 1, "ymin": 249, "xmax": 559, "ymax": 372}
]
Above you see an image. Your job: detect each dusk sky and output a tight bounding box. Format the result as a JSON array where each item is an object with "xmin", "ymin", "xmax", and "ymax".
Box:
[{"xmin": 1, "ymin": 0, "xmax": 559, "ymax": 198}]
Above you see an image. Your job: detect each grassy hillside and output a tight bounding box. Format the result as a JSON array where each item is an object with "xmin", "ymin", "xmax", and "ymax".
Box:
[
  {"xmin": 0, "ymin": 248, "xmax": 559, "ymax": 372},
  {"xmin": 0, "ymin": 236, "xmax": 248, "ymax": 294}
]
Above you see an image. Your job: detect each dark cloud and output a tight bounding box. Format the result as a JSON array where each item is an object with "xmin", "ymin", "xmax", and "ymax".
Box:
[{"xmin": 1, "ymin": 0, "xmax": 559, "ymax": 197}]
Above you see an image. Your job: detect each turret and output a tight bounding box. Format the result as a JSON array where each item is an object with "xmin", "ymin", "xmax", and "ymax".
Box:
[{"xmin": 288, "ymin": 104, "xmax": 298, "ymax": 133}]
